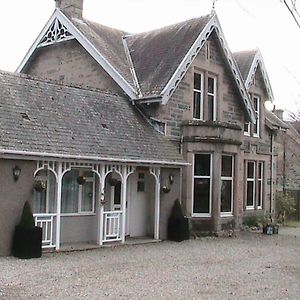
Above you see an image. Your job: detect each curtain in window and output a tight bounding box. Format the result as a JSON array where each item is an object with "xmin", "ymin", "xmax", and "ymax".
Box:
[{"xmin": 62, "ymin": 170, "xmax": 79, "ymax": 213}]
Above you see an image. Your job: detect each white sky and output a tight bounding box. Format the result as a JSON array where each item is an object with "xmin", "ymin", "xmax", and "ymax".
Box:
[{"xmin": 0, "ymin": 0, "xmax": 299, "ymax": 112}]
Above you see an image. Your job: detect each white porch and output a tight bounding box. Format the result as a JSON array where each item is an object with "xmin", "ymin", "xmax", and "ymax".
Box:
[{"xmin": 32, "ymin": 160, "xmax": 161, "ymax": 250}]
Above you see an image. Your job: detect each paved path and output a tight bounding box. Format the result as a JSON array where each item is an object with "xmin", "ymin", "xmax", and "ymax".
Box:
[{"xmin": 0, "ymin": 231, "xmax": 299, "ymax": 299}]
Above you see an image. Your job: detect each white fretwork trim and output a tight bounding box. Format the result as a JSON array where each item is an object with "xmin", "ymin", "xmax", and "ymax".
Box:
[
  {"xmin": 160, "ymin": 12, "xmax": 255, "ymax": 123},
  {"xmin": 38, "ymin": 18, "xmax": 74, "ymax": 48},
  {"xmin": 16, "ymin": 10, "xmax": 137, "ymax": 100},
  {"xmin": 245, "ymin": 50, "xmax": 274, "ymax": 102}
]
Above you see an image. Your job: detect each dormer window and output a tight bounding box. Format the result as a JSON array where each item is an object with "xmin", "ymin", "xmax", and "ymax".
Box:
[{"xmin": 193, "ymin": 72, "xmax": 217, "ymax": 121}]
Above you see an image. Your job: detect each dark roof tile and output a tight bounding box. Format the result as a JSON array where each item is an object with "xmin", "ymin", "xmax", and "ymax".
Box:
[{"xmin": 0, "ymin": 71, "xmax": 185, "ymax": 164}]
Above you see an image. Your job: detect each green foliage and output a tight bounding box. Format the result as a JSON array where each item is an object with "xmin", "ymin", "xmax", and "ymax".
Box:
[
  {"xmin": 171, "ymin": 199, "xmax": 184, "ymax": 219},
  {"xmin": 19, "ymin": 201, "xmax": 35, "ymax": 228},
  {"xmin": 276, "ymin": 192, "xmax": 296, "ymax": 223},
  {"xmin": 242, "ymin": 215, "xmax": 260, "ymax": 227}
]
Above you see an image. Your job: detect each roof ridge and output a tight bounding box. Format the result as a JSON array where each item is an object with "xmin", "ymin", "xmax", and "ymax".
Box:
[
  {"xmin": 0, "ymin": 70, "xmax": 123, "ymax": 98},
  {"xmin": 127, "ymin": 14, "xmax": 211, "ymax": 38}
]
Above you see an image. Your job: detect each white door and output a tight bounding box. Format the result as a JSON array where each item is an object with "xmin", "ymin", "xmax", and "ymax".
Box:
[{"xmin": 128, "ymin": 173, "xmax": 148, "ymax": 237}]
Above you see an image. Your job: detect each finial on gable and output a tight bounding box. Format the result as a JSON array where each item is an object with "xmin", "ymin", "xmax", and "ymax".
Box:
[
  {"xmin": 211, "ymin": 0, "xmax": 218, "ymax": 13},
  {"xmin": 55, "ymin": 0, "xmax": 83, "ymax": 19}
]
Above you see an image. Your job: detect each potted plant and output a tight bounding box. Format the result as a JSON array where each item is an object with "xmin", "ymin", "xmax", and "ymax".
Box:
[
  {"xmin": 262, "ymin": 214, "xmax": 279, "ymax": 235},
  {"xmin": 12, "ymin": 201, "xmax": 42, "ymax": 259},
  {"xmin": 167, "ymin": 199, "xmax": 189, "ymax": 242}
]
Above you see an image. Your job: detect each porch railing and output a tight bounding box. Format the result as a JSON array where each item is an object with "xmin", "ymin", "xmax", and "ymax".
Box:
[
  {"xmin": 103, "ymin": 211, "xmax": 122, "ymax": 243},
  {"xmin": 34, "ymin": 214, "xmax": 56, "ymax": 249}
]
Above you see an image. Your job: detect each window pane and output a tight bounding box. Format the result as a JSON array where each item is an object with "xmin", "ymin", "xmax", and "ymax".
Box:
[
  {"xmin": 222, "ymin": 156, "xmax": 232, "ymax": 177},
  {"xmin": 207, "ymin": 95, "xmax": 214, "ymax": 121},
  {"xmin": 194, "ymin": 73, "xmax": 202, "ymax": 90},
  {"xmin": 62, "ymin": 170, "xmax": 79, "ymax": 213},
  {"xmin": 244, "ymin": 123, "xmax": 249, "ymax": 132},
  {"xmin": 247, "ymin": 181, "xmax": 254, "ymax": 207},
  {"xmin": 194, "ymin": 154, "xmax": 211, "ymax": 176},
  {"xmin": 48, "ymin": 172, "xmax": 56, "ymax": 213},
  {"xmin": 114, "ymin": 182, "xmax": 121, "ymax": 204},
  {"xmin": 81, "ymin": 181, "xmax": 94, "ymax": 212},
  {"xmin": 221, "ymin": 180, "xmax": 232, "ymax": 213},
  {"xmin": 258, "ymin": 162, "xmax": 263, "ymax": 179},
  {"xmin": 193, "ymin": 91, "xmax": 201, "ymax": 119},
  {"xmin": 208, "ymin": 77, "xmax": 215, "ymax": 94},
  {"xmin": 193, "ymin": 178, "xmax": 210, "ymax": 213},
  {"xmin": 257, "ymin": 181, "xmax": 262, "ymax": 208},
  {"xmin": 247, "ymin": 162, "xmax": 254, "ymax": 178},
  {"xmin": 33, "ymin": 189, "xmax": 47, "ymax": 214}
]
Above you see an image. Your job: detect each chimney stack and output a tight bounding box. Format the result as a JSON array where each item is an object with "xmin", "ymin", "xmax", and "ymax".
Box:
[{"xmin": 55, "ymin": 0, "xmax": 83, "ymax": 19}]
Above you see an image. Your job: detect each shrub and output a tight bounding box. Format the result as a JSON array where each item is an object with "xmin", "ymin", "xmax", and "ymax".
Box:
[
  {"xmin": 242, "ymin": 215, "xmax": 260, "ymax": 228},
  {"xmin": 276, "ymin": 192, "xmax": 296, "ymax": 223},
  {"xmin": 19, "ymin": 201, "xmax": 35, "ymax": 228}
]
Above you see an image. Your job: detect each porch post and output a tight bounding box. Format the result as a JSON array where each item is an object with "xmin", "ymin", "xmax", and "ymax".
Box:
[
  {"xmin": 154, "ymin": 168, "xmax": 161, "ymax": 240},
  {"xmin": 97, "ymin": 165, "xmax": 105, "ymax": 246},
  {"xmin": 121, "ymin": 167, "xmax": 128, "ymax": 243},
  {"xmin": 55, "ymin": 162, "xmax": 63, "ymax": 250}
]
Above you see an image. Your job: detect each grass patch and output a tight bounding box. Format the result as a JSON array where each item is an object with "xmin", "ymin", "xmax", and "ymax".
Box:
[{"xmin": 284, "ymin": 221, "xmax": 300, "ymax": 228}]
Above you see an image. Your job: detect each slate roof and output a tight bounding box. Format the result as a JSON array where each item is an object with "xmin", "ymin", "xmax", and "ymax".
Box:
[
  {"xmin": 0, "ymin": 71, "xmax": 185, "ymax": 165},
  {"xmin": 68, "ymin": 14, "xmax": 212, "ymax": 97},
  {"xmin": 125, "ymin": 15, "xmax": 212, "ymax": 96},
  {"xmin": 71, "ymin": 18, "xmax": 135, "ymax": 88},
  {"xmin": 265, "ymin": 110, "xmax": 289, "ymax": 130},
  {"xmin": 233, "ymin": 50, "xmax": 257, "ymax": 81}
]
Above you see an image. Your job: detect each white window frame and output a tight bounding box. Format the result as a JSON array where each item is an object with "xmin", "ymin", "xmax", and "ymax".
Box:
[
  {"xmin": 246, "ymin": 161, "xmax": 255, "ymax": 210},
  {"xmin": 207, "ymin": 75, "xmax": 217, "ymax": 121},
  {"xmin": 257, "ymin": 162, "xmax": 264, "ymax": 209},
  {"xmin": 220, "ymin": 155, "xmax": 234, "ymax": 217},
  {"xmin": 61, "ymin": 170, "xmax": 96, "ymax": 216},
  {"xmin": 193, "ymin": 72, "xmax": 204, "ymax": 120},
  {"xmin": 192, "ymin": 153, "xmax": 212, "ymax": 217},
  {"xmin": 244, "ymin": 122, "xmax": 250, "ymax": 136},
  {"xmin": 253, "ymin": 96, "xmax": 260, "ymax": 137}
]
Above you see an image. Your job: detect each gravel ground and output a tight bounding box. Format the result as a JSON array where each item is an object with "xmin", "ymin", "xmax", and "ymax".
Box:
[{"xmin": 0, "ymin": 229, "xmax": 300, "ymax": 300}]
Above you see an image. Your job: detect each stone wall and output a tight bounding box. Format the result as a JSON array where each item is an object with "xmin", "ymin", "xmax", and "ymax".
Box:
[{"xmin": 24, "ymin": 39, "xmax": 123, "ymax": 94}]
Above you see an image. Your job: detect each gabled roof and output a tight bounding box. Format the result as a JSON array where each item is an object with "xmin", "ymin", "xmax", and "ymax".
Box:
[
  {"xmin": 265, "ymin": 110, "xmax": 289, "ymax": 131},
  {"xmin": 0, "ymin": 71, "xmax": 186, "ymax": 165},
  {"xmin": 17, "ymin": 9, "xmax": 255, "ymax": 122},
  {"xmin": 17, "ymin": 10, "xmax": 137, "ymax": 99},
  {"xmin": 233, "ymin": 49, "xmax": 274, "ymax": 102},
  {"xmin": 125, "ymin": 15, "xmax": 211, "ymax": 97}
]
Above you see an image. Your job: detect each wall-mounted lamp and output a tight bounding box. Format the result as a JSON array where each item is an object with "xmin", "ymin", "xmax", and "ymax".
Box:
[
  {"xmin": 13, "ymin": 166, "xmax": 21, "ymax": 182},
  {"xmin": 169, "ymin": 174, "xmax": 174, "ymax": 185}
]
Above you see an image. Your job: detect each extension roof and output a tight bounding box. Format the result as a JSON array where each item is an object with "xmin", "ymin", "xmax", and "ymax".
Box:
[
  {"xmin": 17, "ymin": 9, "xmax": 255, "ymax": 122},
  {"xmin": 265, "ymin": 110, "xmax": 289, "ymax": 131},
  {"xmin": 233, "ymin": 49, "xmax": 274, "ymax": 102},
  {"xmin": 0, "ymin": 71, "xmax": 185, "ymax": 165}
]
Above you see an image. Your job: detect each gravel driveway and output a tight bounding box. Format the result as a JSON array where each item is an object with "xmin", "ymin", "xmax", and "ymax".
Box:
[{"xmin": 0, "ymin": 229, "xmax": 300, "ymax": 300}]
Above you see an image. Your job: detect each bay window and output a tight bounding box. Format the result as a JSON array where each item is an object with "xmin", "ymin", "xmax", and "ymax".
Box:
[
  {"xmin": 221, "ymin": 155, "xmax": 234, "ymax": 216},
  {"xmin": 193, "ymin": 154, "xmax": 212, "ymax": 216}
]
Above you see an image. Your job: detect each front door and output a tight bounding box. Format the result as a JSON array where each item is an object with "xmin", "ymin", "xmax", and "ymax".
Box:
[{"xmin": 128, "ymin": 172, "xmax": 148, "ymax": 237}]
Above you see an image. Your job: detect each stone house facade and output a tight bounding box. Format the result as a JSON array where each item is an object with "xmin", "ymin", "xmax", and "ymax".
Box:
[
  {"xmin": 17, "ymin": 0, "xmax": 283, "ymax": 233},
  {"xmin": 0, "ymin": 0, "xmax": 286, "ymax": 256}
]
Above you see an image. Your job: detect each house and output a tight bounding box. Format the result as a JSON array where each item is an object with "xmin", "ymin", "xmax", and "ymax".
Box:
[{"xmin": 0, "ymin": 0, "xmax": 283, "ymax": 256}]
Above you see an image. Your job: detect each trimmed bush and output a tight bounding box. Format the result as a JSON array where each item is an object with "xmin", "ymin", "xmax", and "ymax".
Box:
[
  {"xmin": 12, "ymin": 201, "xmax": 42, "ymax": 259},
  {"xmin": 167, "ymin": 199, "xmax": 189, "ymax": 242}
]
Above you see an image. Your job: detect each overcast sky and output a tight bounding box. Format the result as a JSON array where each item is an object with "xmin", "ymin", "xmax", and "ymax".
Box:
[{"xmin": 0, "ymin": 0, "xmax": 299, "ymax": 113}]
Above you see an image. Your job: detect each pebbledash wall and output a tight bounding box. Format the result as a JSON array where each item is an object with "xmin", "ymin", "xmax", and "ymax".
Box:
[{"xmin": 0, "ymin": 159, "xmax": 36, "ymax": 256}]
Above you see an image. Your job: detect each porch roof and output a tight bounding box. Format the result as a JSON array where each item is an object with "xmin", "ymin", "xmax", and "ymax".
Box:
[{"xmin": 0, "ymin": 71, "xmax": 185, "ymax": 165}]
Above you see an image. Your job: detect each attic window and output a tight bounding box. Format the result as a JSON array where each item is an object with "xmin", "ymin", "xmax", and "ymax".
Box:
[{"xmin": 20, "ymin": 112, "xmax": 30, "ymax": 121}]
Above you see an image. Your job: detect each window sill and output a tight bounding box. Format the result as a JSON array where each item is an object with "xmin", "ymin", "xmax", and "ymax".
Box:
[
  {"xmin": 220, "ymin": 213, "xmax": 233, "ymax": 217},
  {"xmin": 61, "ymin": 213, "xmax": 96, "ymax": 217},
  {"xmin": 191, "ymin": 213, "xmax": 211, "ymax": 218},
  {"xmin": 246, "ymin": 207, "xmax": 255, "ymax": 210}
]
